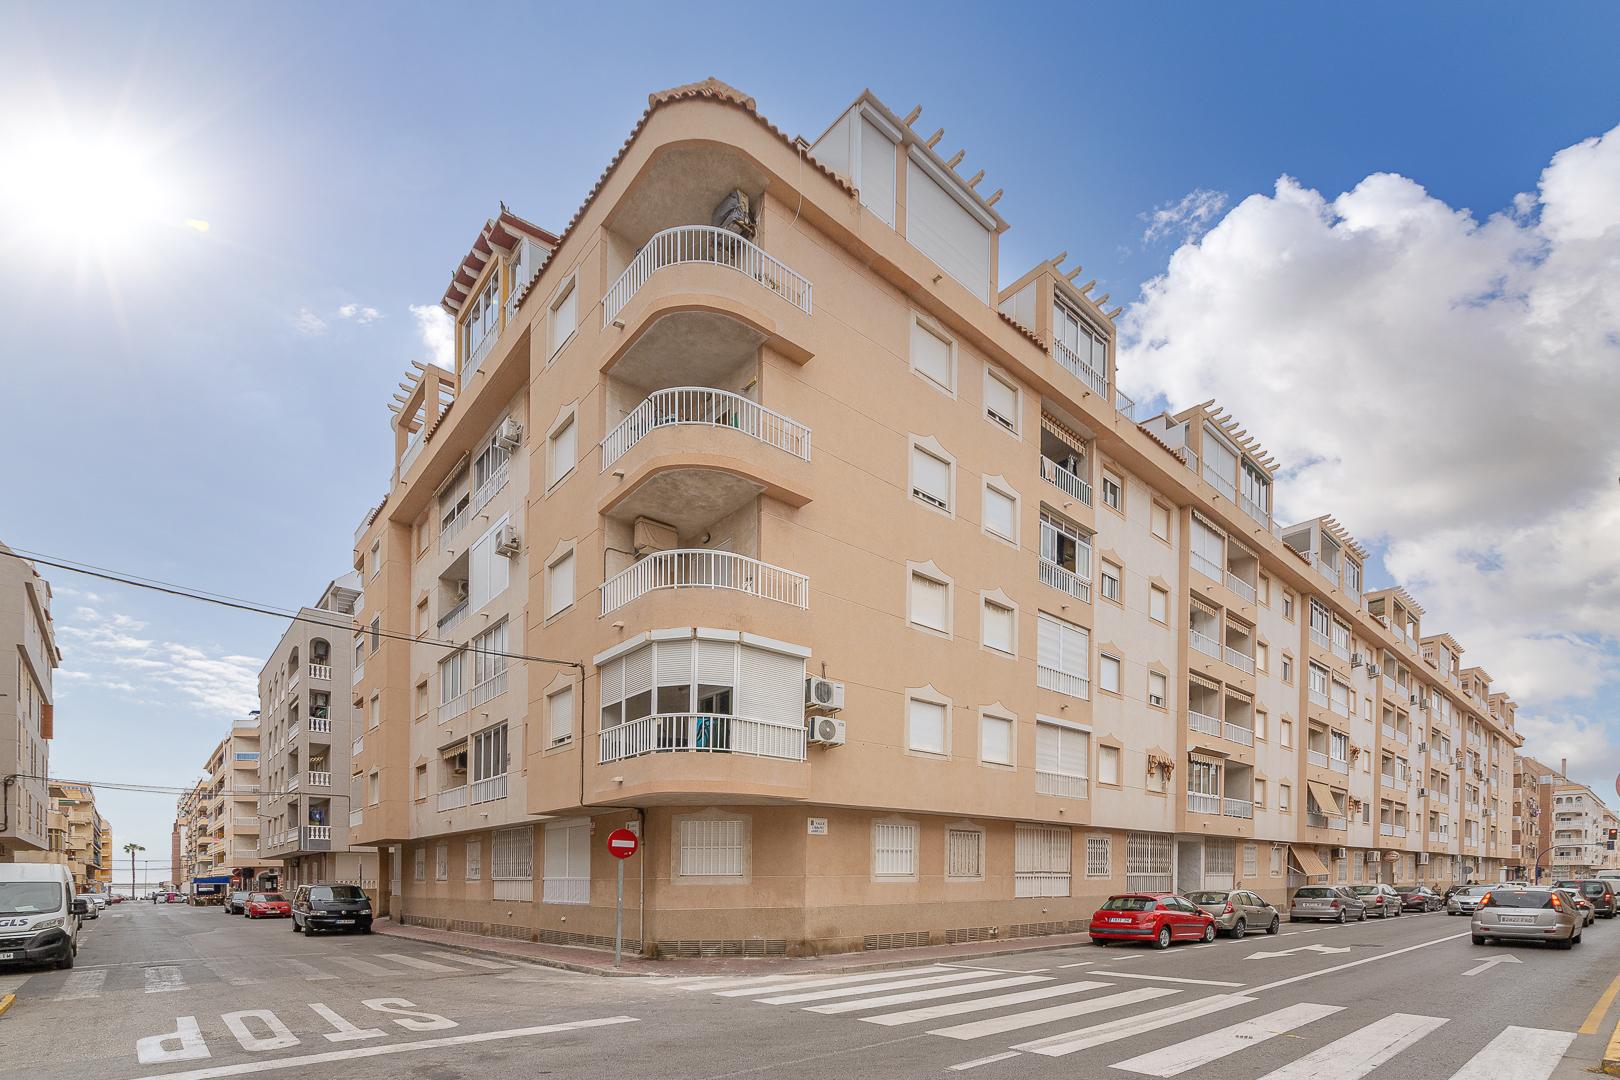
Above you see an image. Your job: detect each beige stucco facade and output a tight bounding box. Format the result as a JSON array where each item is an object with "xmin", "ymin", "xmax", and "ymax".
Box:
[
  {"xmin": 346, "ymin": 80, "xmax": 1534, "ymax": 957},
  {"xmin": 49, "ymin": 782, "xmax": 106, "ymax": 892},
  {"xmin": 0, "ymin": 540, "xmax": 58, "ymax": 862}
]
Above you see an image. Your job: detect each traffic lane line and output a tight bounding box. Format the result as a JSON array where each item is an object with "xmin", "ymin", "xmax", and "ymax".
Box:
[
  {"xmin": 0, "ymin": 992, "xmax": 14, "ymax": 1017},
  {"xmin": 1246, "ymin": 931, "xmax": 1472, "ymax": 995},
  {"xmin": 1582, "ymin": 970, "xmax": 1620, "ymax": 1035},
  {"xmin": 950, "ymin": 1051, "xmax": 1020, "ymax": 1071},
  {"xmin": 1607, "ymin": 1011, "xmax": 1620, "ymax": 1078}
]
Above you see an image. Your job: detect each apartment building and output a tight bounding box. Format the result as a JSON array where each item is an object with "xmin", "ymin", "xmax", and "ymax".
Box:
[
  {"xmin": 348, "ymin": 79, "xmax": 1528, "ymax": 956},
  {"xmin": 49, "ymin": 782, "xmax": 107, "ymax": 892},
  {"xmin": 257, "ymin": 573, "xmax": 377, "ymax": 889},
  {"xmin": 183, "ymin": 716, "xmax": 276, "ymax": 888},
  {"xmin": 95, "ymin": 818, "xmax": 113, "ymax": 889},
  {"xmin": 0, "ymin": 540, "xmax": 58, "ymax": 863}
]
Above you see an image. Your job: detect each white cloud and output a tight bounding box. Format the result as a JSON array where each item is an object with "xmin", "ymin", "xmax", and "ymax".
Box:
[
  {"xmin": 1141, "ymin": 188, "xmax": 1228, "ymax": 245},
  {"xmin": 292, "ymin": 307, "xmax": 327, "ymax": 335},
  {"xmin": 410, "ymin": 303, "xmax": 454, "ymax": 369},
  {"xmin": 337, "ymin": 303, "xmax": 382, "ymax": 324},
  {"xmin": 1516, "ymin": 711, "xmax": 1620, "ymax": 801},
  {"xmin": 56, "ymin": 606, "xmax": 260, "ymax": 718},
  {"xmin": 1119, "ymin": 123, "xmax": 1620, "ymax": 766}
]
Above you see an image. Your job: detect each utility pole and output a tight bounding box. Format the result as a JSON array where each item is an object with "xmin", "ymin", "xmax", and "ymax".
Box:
[{"xmin": 124, "ymin": 842, "xmax": 145, "ymax": 898}]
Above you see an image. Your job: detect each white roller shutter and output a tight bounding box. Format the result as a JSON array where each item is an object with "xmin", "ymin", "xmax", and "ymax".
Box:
[
  {"xmin": 983, "ymin": 486, "xmax": 1016, "ymax": 540},
  {"xmin": 910, "ymin": 573, "xmax": 949, "ymax": 632},
  {"xmin": 696, "ymin": 639, "xmax": 737, "ymax": 687},
  {"xmin": 982, "ymin": 600, "xmax": 1014, "ymax": 653},
  {"xmin": 911, "ymin": 319, "xmax": 953, "ymax": 390},
  {"xmin": 906, "ymin": 157, "xmax": 991, "ymax": 301},
  {"xmin": 859, "ymin": 116, "xmax": 897, "ymax": 225},
  {"xmin": 912, "ymin": 446, "xmax": 951, "ymax": 507},
  {"xmin": 622, "ymin": 645, "xmax": 654, "ymax": 700},
  {"xmin": 738, "ymin": 645, "xmax": 805, "ymax": 726},
  {"xmin": 655, "ymin": 638, "xmax": 693, "ymax": 688}
]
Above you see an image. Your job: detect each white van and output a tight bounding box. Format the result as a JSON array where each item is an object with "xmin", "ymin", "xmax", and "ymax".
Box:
[{"xmin": 0, "ymin": 864, "xmax": 85, "ymax": 970}]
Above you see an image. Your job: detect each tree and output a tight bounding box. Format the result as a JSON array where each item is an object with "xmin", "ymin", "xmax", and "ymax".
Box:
[{"xmin": 123, "ymin": 842, "xmax": 145, "ymax": 898}]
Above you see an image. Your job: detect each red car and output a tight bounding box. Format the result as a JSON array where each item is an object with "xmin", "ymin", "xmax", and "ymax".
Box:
[
  {"xmin": 244, "ymin": 892, "xmax": 291, "ymax": 919},
  {"xmin": 1091, "ymin": 893, "xmax": 1218, "ymax": 948}
]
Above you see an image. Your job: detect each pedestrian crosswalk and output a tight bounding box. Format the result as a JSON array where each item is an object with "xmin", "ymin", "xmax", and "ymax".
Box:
[{"xmin": 664, "ymin": 964, "xmax": 1577, "ymax": 1078}]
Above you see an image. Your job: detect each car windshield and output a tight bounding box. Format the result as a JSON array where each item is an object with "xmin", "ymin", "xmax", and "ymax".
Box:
[
  {"xmin": 1583, "ymin": 884, "xmax": 1608, "ymax": 896},
  {"xmin": 1349, "ymin": 886, "xmax": 1380, "ymax": 894},
  {"xmin": 0, "ymin": 882, "xmax": 64, "ymax": 915},
  {"xmin": 1100, "ymin": 897, "xmax": 1155, "ymax": 912},
  {"xmin": 1462, "ymin": 886, "xmax": 1492, "ymax": 896},
  {"xmin": 1184, "ymin": 892, "xmax": 1228, "ymax": 904},
  {"xmin": 1295, "ymin": 888, "xmax": 1337, "ymax": 898},
  {"xmin": 250, "ymin": 893, "xmax": 284, "ymax": 902},
  {"xmin": 1395, "ymin": 886, "xmax": 1421, "ymax": 894},
  {"xmin": 1487, "ymin": 890, "xmax": 1555, "ymax": 908},
  {"xmin": 309, "ymin": 886, "xmax": 365, "ymax": 902}
]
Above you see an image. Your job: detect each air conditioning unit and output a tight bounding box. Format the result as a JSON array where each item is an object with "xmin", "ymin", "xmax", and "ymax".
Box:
[
  {"xmin": 453, "ymin": 579, "xmax": 470, "ymax": 601},
  {"xmin": 494, "ymin": 523, "xmax": 521, "ymax": 557},
  {"xmin": 1418, "ymin": 787, "xmax": 1428, "ymax": 798},
  {"xmin": 1418, "ymin": 743, "xmax": 1428, "ymax": 754},
  {"xmin": 1418, "ymin": 852, "xmax": 1430, "ymax": 865},
  {"xmin": 1332, "ymin": 847, "xmax": 1348, "ymax": 860},
  {"xmin": 1367, "ymin": 663, "xmax": 1380, "ymax": 678},
  {"xmin": 805, "ymin": 677, "xmax": 845, "ymax": 712},
  {"xmin": 807, "ymin": 715, "xmax": 846, "ymax": 746},
  {"xmin": 1366, "ymin": 850, "xmax": 1381, "ymax": 863},
  {"xmin": 1351, "ymin": 653, "xmax": 1364, "ymax": 668},
  {"xmin": 1409, "ymin": 693, "xmax": 1419, "ymax": 705},
  {"xmin": 495, "ymin": 418, "xmax": 523, "ymax": 449}
]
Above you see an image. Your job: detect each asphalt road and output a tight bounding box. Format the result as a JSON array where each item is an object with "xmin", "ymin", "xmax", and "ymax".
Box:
[{"xmin": 2, "ymin": 902, "xmax": 1617, "ymax": 1080}]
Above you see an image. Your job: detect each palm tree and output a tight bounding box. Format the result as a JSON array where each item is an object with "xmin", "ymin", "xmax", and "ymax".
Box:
[{"xmin": 123, "ymin": 842, "xmax": 145, "ymax": 899}]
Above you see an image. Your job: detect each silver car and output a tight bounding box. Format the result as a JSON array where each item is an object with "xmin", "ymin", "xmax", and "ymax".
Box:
[
  {"xmin": 1290, "ymin": 885, "xmax": 1366, "ymax": 923},
  {"xmin": 1348, "ymin": 884, "xmax": 1403, "ymax": 918},
  {"xmin": 1472, "ymin": 886, "xmax": 1581, "ymax": 949},
  {"xmin": 1185, "ymin": 890, "xmax": 1282, "ymax": 937},
  {"xmin": 1446, "ymin": 885, "xmax": 1492, "ymax": 915}
]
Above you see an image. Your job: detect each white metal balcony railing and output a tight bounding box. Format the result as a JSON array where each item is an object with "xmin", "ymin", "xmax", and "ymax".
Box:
[
  {"xmin": 1225, "ymin": 571, "xmax": 1256, "ymax": 604},
  {"xmin": 307, "ymin": 717, "xmax": 333, "ymax": 734},
  {"xmin": 1310, "ymin": 627, "xmax": 1331, "ymax": 651},
  {"xmin": 1036, "ymin": 771, "xmax": 1088, "ymax": 799},
  {"xmin": 437, "ymin": 692, "xmax": 469, "ymax": 725},
  {"xmin": 1038, "ymin": 664, "xmax": 1089, "ymax": 700},
  {"xmin": 1114, "ymin": 389, "xmax": 1137, "ymax": 420},
  {"xmin": 284, "ymin": 725, "xmax": 301, "ymax": 745},
  {"xmin": 1395, "ymin": 730, "xmax": 1409, "ymax": 745},
  {"xmin": 1202, "ymin": 462, "xmax": 1237, "ymax": 503},
  {"xmin": 1223, "ymin": 722, "xmax": 1255, "ymax": 747},
  {"xmin": 400, "ymin": 431, "xmax": 425, "ymax": 477},
  {"xmin": 1383, "ymin": 673, "xmax": 1399, "ymax": 694},
  {"xmin": 1038, "ymin": 558, "xmax": 1092, "ymax": 604},
  {"xmin": 437, "ymin": 600, "xmax": 469, "ymax": 634},
  {"xmin": 352, "ymin": 659, "xmax": 364, "ymax": 685},
  {"xmin": 1394, "ymin": 825, "xmax": 1408, "ymax": 838},
  {"xmin": 351, "ymin": 734, "xmax": 364, "ymax": 757},
  {"xmin": 472, "ymin": 670, "xmax": 508, "ymax": 708},
  {"xmin": 307, "ymin": 771, "xmax": 331, "ymax": 788},
  {"xmin": 1306, "ymin": 811, "xmax": 1347, "ymax": 830},
  {"xmin": 307, "ymin": 663, "xmax": 332, "ymax": 681},
  {"xmin": 349, "ymin": 809, "xmax": 364, "ymax": 828},
  {"xmin": 1190, "ymin": 630, "xmax": 1222, "ymax": 660},
  {"xmin": 600, "ymin": 549, "xmax": 809, "ymax": 616},
  {"xmin": 1330, "ymin": 757, "xmax": 1349, "ymax": 774},
  {"xmin": 1187, "ymin": 792, "xmax": 1222, "ymax": 815},
  {"xmin": 1380, "ymin": 822, "xmax": 1395, "ymax": 836},
  {"xmin": 1307, "ymin": 749, "xmax": 1329, "ymax": 768},
  {"xmin": 1224, "ymin": 798, "xmax": 1254, "ymax": 819},
  {"xmin": 1331, "ymin": 640, "xmax": 1350, "ymax": 662},
  {"xmin": 1052, "ymin": 338, "xmax": 1108, "ymax": 398},
  {"xmin": 601, "ymin": 387, "xmax": 812, "ymax": 471},
  {"xmin": 1189, "ymin": 710, "xmax": 1222, "ymax": 737},
  {"xmin": 1344, "ymin": 584, "xmax": 1361, "ymax": 609},
  {"xmin": 1313, "ymin": 555, "xmax": 1338, "ymax": 586},
  {"xmin": 1309, "ymin": 689, "xmax": 1330, "ymax": 710},
  {"xmin": 304, "ymin": 825, "xmax": 332, "ymax": 843},
  {"xmin": 471, "ymin": 460, "xmax": 510, "ymax": 515},
  {"xmin": 470, "ymin": 774, "xmax": 509, "ymax": 805},
  {"xmin": 1225, "ymin": 646, "xmax": 1256, "ymax": 675},
  {"xmin": 1039, "ymin": 456, "xmax": 1093, "ymax": 506},
  {"xmin": 437, "ymin": 785, "xmax": 468, "ymax": 812},
  {"xmin": 598, "ymin": 713, "xmax": 807, "ymax": 764},
  {"xmin": 1330, "ymin": 697, "xmax": 1350, "ymax": 719},
  {"xmin": 1239, "ymin": 492, "xmax": 1269, "ymax": 527},
  {"xmin": 1190, "ymin": 551, "xmax": 1223, "ymax": 583},
  {"xmin": 603, "ymin": 225, "xmax": 813, "ymax": 326},
  {"xmin": 440, "ymin": 508, "xmax": 470, "ymax": 553}
]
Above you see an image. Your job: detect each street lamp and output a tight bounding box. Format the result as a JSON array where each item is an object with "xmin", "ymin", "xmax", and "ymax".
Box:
[{"xmin": 123, "ymin": 841, "xmax": 145, "ymax": 898}]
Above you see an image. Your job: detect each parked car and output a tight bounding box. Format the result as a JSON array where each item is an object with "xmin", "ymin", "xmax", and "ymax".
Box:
[
  {"xmin": 223, "ymin": 890, "xmax": 251, "ymax": 915},
  {"xmin": 1554, "ymin": 880, "xmax": 1617, "ymax": 919},
  {"xmin": 291, "ymin": 884, "xmax": 374, "ymax": 935},
  {"xmin": 1348, "ymin": 884, "xmax": 1403, "ymax": 918},
  {"xmin": 0, "ymin": 864, "xmax": 86, "ymax": 970},
  {"xmin": 79, "ymin": 897, "xmax": 99, "ymax": 920},
  {"xmin": 89, "ymin": 894, "xmax": 108, "ymax": 911},
  {"xmin": 1396, "ymin": 885, "xmax": 1442, "ymax": 912},
  {"xmin": 1472, "ymin": 886, "xmax": 1582, "ymax": 948},
  {"xmin": 1289, "ymin": 885, "xmax": 1366, "ymax": 923},
  {"xmin": 163, "ymin": 891, "xmax": 183, "ymax": 903},
  {"xmin": 108, "ymin": 894, "xmax": 124, "ymax": 904},
  {"xmin": 244, "ymin": 892, "xmax": 290, "ymax": 919},
  {"xmin": 1446, "ymin": 885, "xmax": 1492, "ymax": 915},
  {"xmin": 1184, "ymin": 890, "xmax": 1281, "ymax": 937},
  {"xmin": 1089, "ymin": 893, "xmax": 1217, "ymax": 948}
]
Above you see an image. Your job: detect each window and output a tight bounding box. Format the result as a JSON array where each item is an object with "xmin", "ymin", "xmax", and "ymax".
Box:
[
  {"xmin": 540, "ymin": 820, "xmax": 587, "ymax": 904},
  {"xmin": 1149, "ymin": 585, "xmax": 1168, "ymax": 623},
  {"xmin": 981, "ymin": 599, "xmax": 1015, "ymax": 655},
  {"xmin": 1280, "ymin": 783, "xmax": 1292, "ymax": 811},
  {"xmin": 909, "ymin": 570, "xmax": 950, "ymax": 633},
  {"xmin": 1271, "ymin": 846, "xmax": 1284, "ymax": 876},
  {"xmin": 1256, "ymin": 641, "xmax": 1269, "ymax": 672},
  {"xmin": 1150, "ymin": 502, "xmax": 1171, "ymax": 540},
  {"xmin": 1098, "ymin": 654, "xmax": 1121, "ymax": 695},
  {"xmin": 1015, "ymin": 824, "xmax": 1071, "ymax": 897},
  {"xmin": 1258, "ymin": 574, "xmax": 1271, "ymax": 605},
  {"xmin": 984, "ymin": 368, "xmax": 1018, "ymax": 432},
  {"xmin": 1086, "ymin": 835, "xmax": 1111, "ymax": 878},
  {"xmin": 980, "ymin": 713, "xmax": 1013, "ymax": 765},
  {"xmin": 1148, "ymin": 671, "xmax": 1167, "ymax": 708},
  {"xmin": 548, "ymin": 415, "xmax": 577, "ymax": 486},
  {"xmin": 910, "ymin": 317, "xmax": 954, "ymax": 392},
  {"xmin": 549, "ymin": 278, "xmax": 577, "ymax": 358},
  {"xmin": 874, "ymin": 821, "xmax": 919, "ymax": 879},
  {"xmin": 413, "ymin": 846, "xmax": 426, "ymax": 881},
  {"xmin": 982, "ymin": 483, "xmax": 1017, "ymax": 542},
  {"xmin": 547, "ymin": 549, "xmax": 575, "ymax": 617},
  {"xmin": 910, "ymin": 443, "xmax": 952, "ymax": 510},
  {"xmin": 1100, "ymin": 562, "xmax": 1121, "ymax": 603},
  {"xmin": 946, "ymin": 828, "xmax": 985, "ymax": 880},
  {"xmin": 1283, "ymin": 592, "xmax": 1295, "ymax": 620},
  {"xmin": 1036, "ymin": 613, "xmax": 1090, "ymax": 699},
  {"xmin": 1035, "ymin": 718, "xmax": 1088, "ymax": 798},
  {"xmin": 434, "ymin": 842, "xmax": 449, "ymax": 881},
  {"xmin": 547, "ymin": 685, "xmax": 574, "ymax": 745},
  {"xmin": 468, "ymin": 517, "xmax": 512, "ymax": 611},
  {"xmin": 1255, "ymin": 778, "xmax": 1267, "ymax": 807},
  {"xmin": 1281, "ymin": 719, "xmax": 1293, "ymax": 747},
  {"xmin": 1243, "ymin": 844, "xmax": 1258, "ymax": 877},
  {"xmin": 415, "ymin": 681, "xmax": 429, "ymax": 720},
  {"xmin": 439, "ymin": 652, "xmax": 465, "ymax": 707},
  {"xmin": 907, "ymin": 697, "xmax": 948, "ymax": 755},
  {"xmin": 369, "ymin": 616, "xmax": 381, "ymax": 653},
  {"xmin": 471, "ymin": 722, "xmax": 508, "ymax": 796},
  {"xmin": 1098, "ymin": 744, "xmax": 1120, "ymax": 786},
  {"xmin": 1040, "ymin": 510, "xmax": 1092, "ymax": 585},
  {"xmin": 1255, "ymin": 710, "xmax": 1267, "ymax": 740},
  {"xmin": 461, "ymin": 271, "xmax": 500, "ymax": 369},
  {"xmin": 1281, "ymin": 655, "xmax": 1294, "ymax": 684},
  {"xmin": 1330, "ymin": 730, "xmax": 1349, "ymax": 763},
  {"xmin": 1101, "ymin": 472, "xmax": 1123, "ymax": 511},
  {"xmin": 1053, "ymin": 300, "xmax": 1108, "ymax": 386},
  {"xmin": 1125, "ymin": 832, "xmax": 1173, "ymax": 892},
  {"xmin": 472, "ymin": 621, "xmax": 508, "ymax": 689},
  {"xmin": 678, "ymin": 818, "xmax": 745, "ymax": 878}
]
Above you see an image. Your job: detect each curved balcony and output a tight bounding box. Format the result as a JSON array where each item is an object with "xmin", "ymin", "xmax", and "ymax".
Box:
[
  {"xmin": 599, "ymin": 713, "xmax": 805, "ymax": 764},
  {"xmin": 600, "ymin": 549, "xmax": 808, "ymax": 616},
  {"xmin": 602, "ymin": 387, "xmax": 811, "ymax": 471},
  {"xmin": 604, "ymin": 226, "xmax": 811, "ymax": 327}
]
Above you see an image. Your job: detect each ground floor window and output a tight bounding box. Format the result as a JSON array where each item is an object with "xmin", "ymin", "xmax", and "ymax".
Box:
[
  {"xmin": 677, "ymin": 817, "xmax": 745, "ymax": 879},
  {"xmin": 1126, "ymin": 832, "xmax": 1172, "ymax": 892},
  {"xmin": 1015, "ymin": 824, "xmax": 1071, "ymax": 897},
  {"xmin": 541, "ymin": 819, "xmax": 589, "ymax": 904},
  {"xmin": 492, "ymin": 825, "xmax": 534, "ymax": 902},
  {"xmin": 873, "ymin": 821, "xmax": 919, "ymax": 880},
  {"xmin": 946, "ymin": 828, "xmax": 985, "ymax": 880}
]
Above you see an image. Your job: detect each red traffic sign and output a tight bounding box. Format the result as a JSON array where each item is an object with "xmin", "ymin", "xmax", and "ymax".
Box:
[{"xmin": 607, "ymin": 828, "xmax": 639, "ymax": 860}]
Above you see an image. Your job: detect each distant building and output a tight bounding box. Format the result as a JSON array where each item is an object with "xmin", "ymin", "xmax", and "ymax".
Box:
[{"xmin": 0, "ymin": 540, "xmax": 59, "ymax": 864}]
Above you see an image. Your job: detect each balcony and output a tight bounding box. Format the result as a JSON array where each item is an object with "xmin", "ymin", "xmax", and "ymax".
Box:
[
  {"xmin": 308, "ymin": 717, "xmax": 333, "ymax": 735},
  {"xmin": 1036, "ymin": 771, "xmax": 1088, "ymax": 799},
  {"xmin": 1039, "ymin": 558, "xmax": 1091, "ymax": 604},
  {"xmin": 351, "ymin": 734, "xmax": 364, "ymax": 757},
  {"xmin": 472, "ymin": 461, "xmax": 510, "ymax": 515},
  {"xmin": 600, "ymin": 549, "xmax": 809, "ymax": 617},
  {"xmin": 437, "ymin": 692, "xmax": 469, "ymax": 725},
  {"xmin": 1330, "ymin": 756, "xmax": 1349, "ymax": 775},
  {"xmin": 1190, "ymin": 631, "xmax": 1222, "ymax": 661},
  {"xmin": 1052, "ymin": 337, "xmax": 1108, "ymax": 397},
  {"xmin": 1225, "ymin": 571, "xmax": 1256, "ymax": 605},
  {"xmin": 349, "ymin": 809, "xmax": 364, "ymax": 828},
  {"xmin": 1306, "ymin": 811, "xmax": 1347, "ymax": 830},
  {"xmin": 1224, "ymin": 798, "xmax": 1254, "ymax": 819},
  {"xmin": 1313, "ymin": 556, "xmax": 1338, "ymax": 586},
  {"xmin": 1114, "ymin": 389, "xmax": 1137, "ymax": 420},
  {"xmin": 1223, "ymin": 722, "xmax": 1255, "ymax": 747},
  {"xmin": 437, "ymin": 599, "xmax": 469, "ymax": 635},
  {"xmin": 1309, "ymin": 688, "xmax": 1330, "ymax": 710},
  {"xmin": 303, "ymin": 825, "xmax": 331, "ymax": 845},
  {"xmin": 1201, "ymin": 461, "xmax": 1237, "ymax": 503},
  {"xmin": 1224, "ymin": 646, "xmax": 1256, "ymax": 675},
  {"xmin": 604, "ymin": 225, "xmax": 812, "ymax": 326},
  {"xmin": 602, "ymin": 387, "xmax": 811, "ymax": 472},
  {"xmin": 352, "ymin": 658, "xmax": 364, "ymax": 685},
  {"xmin": 1189, "ymin": 710, "xmax": 1222, "ymax": 737},
  {"xmin": 1380, "ymin": 822, "xmax": 1394, "ymax": 836},
  {"xmin": 1038, "ymin": 662, "xmax": 1089, "ymax": 699},
  {"xmin": 472, "ymin": 670, "xmax": 508, "ymax": 708},
  {"xmin": 307, "ymin": 663, "xmax": 331, "ymax": 682},
  {"xmin": 1308, "ymin": 749, "xmax": 1329, "ymax": 768},
  {"xmin": 286, "ymin": 775, "xmax": 301, "ymax": 793},
  {"xmin": 1187, "ymin": 792, "xmax": 1222, "ymax": 815},
  {"xmin": 1191, "ymin": 550, "xmax": 1223, "ymax": 583},
  {"xmin": 307, "ymin": 771, "xmax": 331, "ymax": 788},
  {"xmin": 600, "ymin": 712, "xmax": 806, "ymax": 765},
  {"xmin": 1310, "ymin": 627, "xmax": 1331, "ymax": 651},
  {"xmin": 470, "ymin": 774, "xmax": 509, "ymax": 805},
  {"xmin": 437, "ymin": 785, "xmax": 468, "ymax": 811},
  {"xmin": 1239, "ymin": 492, "xmax": 1269, "ymax": 527},
  {"xmin": 1039, "ymin": 456, "xmax": 1092, "ymax": 506},
  {"xmin": 440, "ymin": 507, "xmax": 470, "ymax": 553}
]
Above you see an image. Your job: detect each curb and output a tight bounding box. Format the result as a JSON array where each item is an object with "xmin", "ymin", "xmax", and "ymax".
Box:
[
  {"xmin": 1604, "ymin": 1013, "xmax": 1620, "ymax": 1077},
  {"xmin": 0, "ymin": 993, "xmax": 15, "ymax": 1018}
]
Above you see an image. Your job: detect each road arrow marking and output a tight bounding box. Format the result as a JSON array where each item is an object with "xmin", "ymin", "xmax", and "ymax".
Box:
[
  {"xmin": 1246, "ymin": 943, "xmax": 1354, "ymax": 960},
  {"xmin": 1462, "ymin": 954, "xmax": 1523, "ymax": 977}
]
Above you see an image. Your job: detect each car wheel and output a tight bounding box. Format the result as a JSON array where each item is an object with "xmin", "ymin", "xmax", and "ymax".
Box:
[
  {"xmin": 1267, "ymin": 917, "xmax": 1281, "ymax": 935},
  {"xmin": 1472, "ymin": 934, "xmax": 1487, "ymax": 945},
  {"xmin": 1230, "ymin": 919, "xmax": 1246, "ymax": 939},
  {"xmin": 1556, "ymin": 936, "xmax": 1574, "ymax": 950},
  {"xmin": 1155, "ymin": 926, "xmax": 1173, "ymax": 949},
  {"xmin": 57, "ymin": 948, "xmax": 75, "ymax": 970},
  {"xmin": 292, "ymin": 918, "xmax": 302, "ymax": 933},
  {"xmin": 1337, "ymin": 909, "xmax": 1348, "ymax": 924},
  {"xmin": 1092, "ymin": 939, "xmax": 1108, "ymax": 947},
  {"xmin": 1202, "ymin": 924, "xmax": 1217, "ymax": 943},
  {"xmin": 1358, "ymin": 910, "xmax": 1367, "ymax": 922}
]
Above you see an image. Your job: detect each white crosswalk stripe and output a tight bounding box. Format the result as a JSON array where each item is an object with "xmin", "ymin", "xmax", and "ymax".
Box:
[
  {"xmin": 325, "ymin": 955, "xmax": 401, "ymax": 977},
  {"xmin": 204, "ymin": 958, "xmax": 257, "ymax": 986},
  {"xmin": 142, "ymin": 966, "xmax": 185, "ymax": 993},
  {"xmin": 863, "ymin": 979, "xmax": 1115, "ymax": 1027},
  {"xmin": 933, "ymin": 987, "xmax": 1181, "ymax": 1041},
  {"xmin": 1251, "ymin": 1012, "xmax": 1447, "ymax": 1080},
  {"xmin": 55, "ymin": 970, "xmax": 107, "ymax": 1001},
  {"xmin": 756, "ymin": 970, "xmax": 991, "ymax": 1005},
  {"xmin": 808, "ymin": 975, "xmax": 1049, "ymax": 1015},
  {"xmin": 712, "ymin": 966, "xmax": 955, "ymax": 998},
  {"xmin": 1443, "ymin": 1026, "xmax": 1575, "ymax": 1080},
  {"xmin": 376, "ymin": 952, "xmax": 461, "ymax": 973},
  {"xmin": 280, "ymin": 958, "xmax": 339, "ymax": 981},
  {"xmin": 1109, "ymin": 1002, "xmax": 1345, "ymax": 1076},
  {"xmin": 1014, "ymin": 994, "xmax": 1255, "ymax": 1056},
  {"xmin": 421, "ymin": 950, "xmax": 510, "ymax": 970}
]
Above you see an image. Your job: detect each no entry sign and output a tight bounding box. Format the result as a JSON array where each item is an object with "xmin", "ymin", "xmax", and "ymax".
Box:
[{"xmin": 607, "ymin": 827, "xmax": 639, "ymax": 859}]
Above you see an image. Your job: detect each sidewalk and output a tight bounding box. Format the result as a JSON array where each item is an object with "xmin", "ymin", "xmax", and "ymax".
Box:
[{"xmin": 371, "ymin": 919, "xmax": 1093, "ymax": 978}]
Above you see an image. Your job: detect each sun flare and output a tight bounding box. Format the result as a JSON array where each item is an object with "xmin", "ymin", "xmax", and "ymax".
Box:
[{"xmin": 0, "ymin": 124, "xmax": 186, "ymax": 249}]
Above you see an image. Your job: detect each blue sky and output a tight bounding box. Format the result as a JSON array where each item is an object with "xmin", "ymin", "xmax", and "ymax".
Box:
[{"xmin": 2, "ymin": 2, "xmax": 1617, "ymax": 876}]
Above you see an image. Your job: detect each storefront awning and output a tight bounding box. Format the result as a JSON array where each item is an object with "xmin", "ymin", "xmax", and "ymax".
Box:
[
  {"xmin": 1306, "ymin": 780, "xmax": 1345, "ymax": 815},
  {"xmin": 1291, "ymin": 845, "xmax": 1330, "ymax": 879}
]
